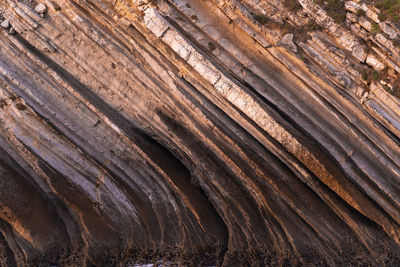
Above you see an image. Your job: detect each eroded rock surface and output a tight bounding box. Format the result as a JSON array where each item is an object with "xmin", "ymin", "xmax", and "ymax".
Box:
[{"xmin": 0, "ymin": 0, "xmax": 399, "ymax": 266}]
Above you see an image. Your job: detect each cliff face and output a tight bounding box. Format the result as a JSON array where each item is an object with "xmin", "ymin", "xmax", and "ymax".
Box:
[{"xmin": 0, "ymin": 0, "xmax": 400, "ymax": 265}]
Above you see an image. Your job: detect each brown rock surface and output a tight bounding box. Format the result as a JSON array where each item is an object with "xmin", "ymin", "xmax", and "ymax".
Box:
[{"xmin": 0, "ymin": 0, "xmax": 399, "ymax": 266}]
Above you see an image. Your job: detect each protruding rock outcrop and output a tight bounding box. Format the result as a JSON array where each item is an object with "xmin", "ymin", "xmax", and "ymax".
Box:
[
  {"xmin": 0, "ymin": 0, "xmax": 399, "ymax": 266},
  {"xmin": 277, "ymin": 33, "xmax": 297, "ymax": 52}
]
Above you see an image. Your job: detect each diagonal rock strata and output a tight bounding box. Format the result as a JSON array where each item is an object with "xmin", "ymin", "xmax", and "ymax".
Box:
[{"xmin": 0, "ymin": 0, "xmax": 400, "ymax": 265}]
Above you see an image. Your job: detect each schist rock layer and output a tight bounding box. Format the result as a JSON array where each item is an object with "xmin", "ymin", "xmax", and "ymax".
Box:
[{"xmin": 0, "ymin": 0, "xmax": 400, "ymax": 266}]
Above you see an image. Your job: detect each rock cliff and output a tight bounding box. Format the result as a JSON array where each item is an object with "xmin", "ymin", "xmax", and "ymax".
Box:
[{"xmin": 0, "ymin": 0, "xmax": 400, "ymax": 265}]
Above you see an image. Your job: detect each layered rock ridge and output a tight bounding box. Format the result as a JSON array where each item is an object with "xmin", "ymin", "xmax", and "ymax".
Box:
[{"xmin": 0, "ymin": 0, "xmax": 399, "ymax": 265}]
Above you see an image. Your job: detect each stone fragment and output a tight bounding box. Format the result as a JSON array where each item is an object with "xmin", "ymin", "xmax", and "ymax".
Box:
[
  {"xmin": 144, "ymin": 8, "xmax": 170, "ymax": 38},
  {"xmin": 366, "ymin": 54, "xmax": 385, "ymax": 71},
  {"xmin": 360, "ymin": 92, "xmax": 369, "ymax": 104},
  {"xmin": 358, "ymin": 17, "xmax": 372, "ymax": 31},
  {"xmin": 1, "ymin": 19, "xmax": 10, "ymax": 29},
  {"xmin": 9, "ymin": 27, "xmax": 15, "ymax": 34},
  {"xmin": 345, "ymin": 1, "xmax": 361, "ymax": 13},
  {"xmin": 380, "ymin": 23, "xmax": 397, "ymax": 39},
  {"xmin": 346, "ymin": 12, "xmax": 357, "ymax": 23},
  {"xmin": 277, "ymin": 33, "xmax": 297, "ymax": 53},
  {"xmin": 356, "ymin": 86, "xmax": 365, "ymax": 98},
  {"xmin": 34, "ymin": 3, "xmax": 47, "ymax": 14},
  {"xmin": 363, "ymin": 4, "xmax": 380, "ymax": 23},
  {"xmin": 351, "ymin": 45, "xmax": 367, "ymax": 62},
  {"xmin": 388, "ymin": 68, "xmax": 396, "ymax": 77}
]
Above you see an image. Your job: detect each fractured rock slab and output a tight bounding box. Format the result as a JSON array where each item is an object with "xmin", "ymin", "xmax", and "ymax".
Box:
[
  {"xmin": 1, "ymin": 19, "xmax": 10, "ymax": 29},
  {"xmin": 34, "ymin": 3, "xmax": 47, "ymax": 14},
  {"xmin": 277, "ymin": 33, "xmax": 297, "ymax": 53}
]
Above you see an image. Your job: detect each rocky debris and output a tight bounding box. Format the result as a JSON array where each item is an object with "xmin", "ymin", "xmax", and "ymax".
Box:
[
  {"xmin": 363, "ymin": 4, "xmax": 380, "ymax": 23},
  {"xmin": 358, "ymin": 16, "xmax": 372, "ymax": 31},
  {"xmin": 366, "ymin": 53, "xmax": 385, "ymax": 71},
  {"xmin": 346, "ymin": 12, "xmax": 357, "ymax": 23},
  {"xmin": 360, "ymin": 91, "xmax": 369, "ymax": 104},
  {"xmin": 356, "ymin": 86, "xmax": 366, "ymax": 98},
  {"xmin": 9, "ymin": 27, "xmax": 15, "ymax": 34},
  {"xmin": 350, "ymin": 24, "xmax": 368, "ymax": 40},
  {"xmin": 344, "ymin": 1, "xmax": 361, "ymax": 13},
  {"xmin": 277, "ymin": 33, "xmax": 297, "ymax": 52},
  {"xmin": 9, "ymin": 3, "xmax": 39, "ymax": 28},
  {"xmin": 0, "ymin": 19, "xmax": 10, "ymax": 29},
  {"xmin": 380, "ymin": 22, "xmax": 398, "ymax": 39},
  {"xmin": 340, "ymin": 32, "xmax": 367, "ymax": 62},
  {"xmin": 34, "ymin": 3, "xmax": 47, "ymax": 14},
  {"xmin": 345, "ymin": 1, "xmax": 379, "ymax": 22},
  {"xmin": 298, "ymin": 0, "xmax": 367, "ymax": 62}
]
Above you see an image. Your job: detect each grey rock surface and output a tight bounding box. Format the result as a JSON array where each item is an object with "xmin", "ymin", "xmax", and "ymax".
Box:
[{"xmin": 277, "ymin": 33, "xmax": 297, "ymax": 52}]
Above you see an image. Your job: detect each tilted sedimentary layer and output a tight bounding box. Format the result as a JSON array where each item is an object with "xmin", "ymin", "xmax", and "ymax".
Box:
[{"xmin": 0, "ymin": 0, "xmax": 400, "ymax": 265}]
